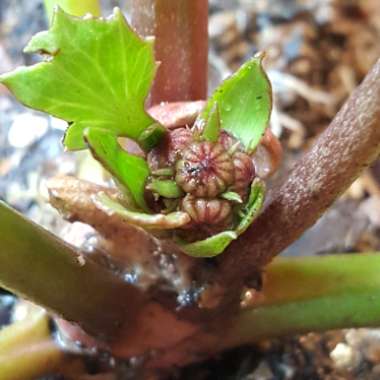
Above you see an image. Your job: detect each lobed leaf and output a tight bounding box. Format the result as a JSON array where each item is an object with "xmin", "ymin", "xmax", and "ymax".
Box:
[{"xmin": 0, "ymin": 7, "xmax": 158, "ymax": 151}]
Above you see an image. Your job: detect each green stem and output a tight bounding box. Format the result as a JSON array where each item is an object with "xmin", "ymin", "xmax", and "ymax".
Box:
[
  {"xmin": 225, "ymin": 254, "xmax": 380, "ymax": 347},
  {"xmin": 0, "ymin": 201, "xmax": 145, "ymax": 338},
  {"xmin": 44, "ymin": 0, "xmax": 101, "ymax": 22},
  {"xmin": 130, "ymin": 0, "xmax": 208, "ymax": 104}
]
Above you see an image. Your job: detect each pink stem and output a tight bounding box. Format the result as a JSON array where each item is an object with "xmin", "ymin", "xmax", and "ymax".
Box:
[{"xmin": 130, "ymin": 0, "xmax": 208, "ymax": 104}]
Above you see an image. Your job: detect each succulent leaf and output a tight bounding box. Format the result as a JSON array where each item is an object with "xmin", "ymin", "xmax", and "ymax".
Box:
[
  {"xmin": 198, "ymin": 55, "xmax": 272, "ymax": 153},
  {"xmin": 0, "ymin": 7, "xmax": 158, "ymax": 151}
]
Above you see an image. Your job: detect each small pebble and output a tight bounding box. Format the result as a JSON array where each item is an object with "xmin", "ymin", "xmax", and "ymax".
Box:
[
  {"xmin": 8, "ymin": 113, "xmax": 48, "ymax": 148},
  {"xmin": 249, "ymin": 361, "xmax": 273, "ymax": 380},
  {"xmin": 330, "ymin": 342, "xmax": 360, "ymax": 370}
]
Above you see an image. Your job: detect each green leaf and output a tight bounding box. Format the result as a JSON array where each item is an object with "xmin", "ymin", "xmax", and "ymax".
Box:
[
  {"xmin": 236, "ymin": 178, "xmax": 265, "ymax": 235},
  {"xmin": 179, "ymin": 179, "xmax": 265, "ymax": 258},
  {"xmin": 178, "ymin": 231, "xmax": 238, "ymax": 258},
  {"xmin": 95, "ymin": 193, "xmax": 191, "ymax": 230},
  {"xmin": 84, "ymin": 127, "xmax": 150, "ymax": 211},
  {"xmin": 147, "ymin": 180, "xmax": 184, "ymax": 199},
  {"xmin": 138, "ymin": 123, "xmax": 167, "ymax": 151},
  {"xmin": 221, "ymin": 191, "xmax": 243, "ymax": 204},
  {"xmin": 152, "ymin": 168, "xmax": 175, "ymax": 177},
  {"xmin": 197, "ymin": 55, "xmax": 272, "ymax": 153},
  {"xmin": 0, "ymin": 7, "xmax": 158, "ymax": 151},
  {"xmin": 201, "ymin": 103, "xmax": 221, "ymax": 142}
]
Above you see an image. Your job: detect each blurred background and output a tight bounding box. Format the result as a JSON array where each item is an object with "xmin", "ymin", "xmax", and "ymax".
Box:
[{"xmin": 1, "ymin": 0, "xmax": 380, "ymax": 378}]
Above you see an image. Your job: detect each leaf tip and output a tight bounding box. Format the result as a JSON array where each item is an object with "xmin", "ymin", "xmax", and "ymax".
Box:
[
  {"xmin": 254, "ymin": 51, "xmax": 266, "ymax": 62},
  {"xmin": 112, "ymin": 7, "xmax": 122, "ymax": 16}
]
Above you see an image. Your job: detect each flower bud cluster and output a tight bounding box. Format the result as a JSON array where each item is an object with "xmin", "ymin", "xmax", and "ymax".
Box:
[{"xmin": 147, "ymin": 128, "xmax": 255, "ymax": 231}]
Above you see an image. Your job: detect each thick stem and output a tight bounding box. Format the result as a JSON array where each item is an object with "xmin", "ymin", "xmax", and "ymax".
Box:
[
  {"xmin": 44, "ymin": 0, "xmax": 101, "ymax": 22},
  {"xmin": 226, "ymin": 254, "xmax": 380, "ymax": 347},
  {"xmin": 130, "ymin": 0, "xmax": 208, "ymax": 104},
  {"xmin": 0, "ymin": 201, "xmax": 145, "ymax": 338},
  {"xmin": 217, "ymin": 58, "xmax": 380, "ymax": 288}
]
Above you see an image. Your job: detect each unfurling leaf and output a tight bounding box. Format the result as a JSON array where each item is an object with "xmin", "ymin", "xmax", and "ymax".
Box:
[
  {"xmin": 0, "ymin": 7, "xmax": 158, "ymax": 151},
  {"xmin": 221, "ymin": 191, "xmax": 243, "ymax": 204},
  {"xmin": 138, "ymin": 123, "xmax": 167, "ymax": 151},
  {"xmin": 198, "ymin": 55, "xmax": 272, "ymax": 153},
  {"xmin": 95, "ymin": 193, "xmax": 191, "ymax": 230},
  {"xmin": 85, "ymin": 128, "xmax": 150, "ymax": 211},
  {"xmin": 236, "ymin": 179, "xmax": 265, "ymax": 234},
  {"xmin": 147, "ymin": 180, "xmax": 184, "ymax": 199},
  {"xmin": 152, "ymin": 168, "xmax": 175, "ymax": 177},
  {"xmin": 177, "ymin": 231, "xmax": 238, "ymax": 258},
  {"xmin": 201, "ymin": 103, "xmax": 221, "ymax": 142}
]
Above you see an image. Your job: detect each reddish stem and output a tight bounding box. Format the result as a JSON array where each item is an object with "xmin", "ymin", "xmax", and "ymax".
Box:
[
  {"xmin": 130, "ymin": 0, "xmax": 208, "ymax": 104},
  {"xmin": 217, "ymin": 58, "xmax": 380, "ymax": 288}
]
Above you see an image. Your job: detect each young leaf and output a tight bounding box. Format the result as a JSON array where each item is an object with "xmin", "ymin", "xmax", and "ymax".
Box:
[
  {"xmin": 95, "ymin": 193, "xmax": 191, "ymax": 230},
  {"xmin": 147, "ymin": 180, "xmax": 184, "ymax": 199},
  {"xmin": 236, "ymin": 179, "xmax": 265, "ymax": 235},
  {"xmin": 177, "ymin": 231, "xmax": 238, "ymax": 258},
  {"xmin": 152, "ymin": 168, "xmax": 175, "ymax": 177},
  {"xmin": 221, "ymin": 191, "xmax": 243, "ymax": 203},
  {"xmin": 201, "ymin": 103, "xmax": 221, "ymax": 142},
  {"xmin": 0, "ymin": 7, "xmax": 158, "ymax": 151},
  {"xmin": 84, "ymin": 127, "xmax": 150, "ymax": 211},
  {"xmin": 197, "ymin": 55, "xmax": 272, "ymax": 153},
  {"xmin": 178, "ymin": 180, "xmax": 265, "ymax": 258},
  {"xmin": 138, "ymin": 123, "xmax": 167, "ymax": 151}
]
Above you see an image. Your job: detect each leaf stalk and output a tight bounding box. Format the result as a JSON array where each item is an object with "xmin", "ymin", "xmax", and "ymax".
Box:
[
  {"xmin": 130, "ymin": 0, "xmax": 208, "ymax": 104},
  {"xmin": 0, "ymin": 202, "xmax": 145, "ymax": 338}
]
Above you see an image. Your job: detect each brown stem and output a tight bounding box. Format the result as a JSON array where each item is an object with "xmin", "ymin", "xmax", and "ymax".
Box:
[
  {"xmin": 130, "ymin": 0, "xmax": 208, "ymax": 104},
  {"xmin": 217, "ymin": 58, "xmax": 380, "ymax": 288}
]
